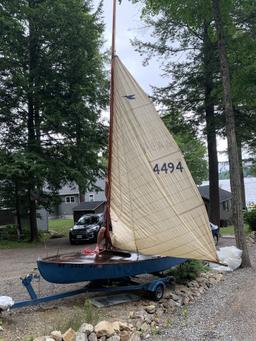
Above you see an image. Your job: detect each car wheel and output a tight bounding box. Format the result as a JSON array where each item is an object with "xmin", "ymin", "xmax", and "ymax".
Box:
[{"xmin": 69, "ymin": 239, "xmax": 75, "ymax": 245}]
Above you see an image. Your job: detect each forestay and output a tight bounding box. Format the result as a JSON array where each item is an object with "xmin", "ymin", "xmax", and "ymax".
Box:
[{"xmin": 110, "ymin": 56, "xmax": 218, "ymax": 262}]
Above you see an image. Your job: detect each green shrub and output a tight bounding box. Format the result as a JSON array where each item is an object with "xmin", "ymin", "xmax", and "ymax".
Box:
[
  {"xmin": 55, "ymin": 306, "xmax": 86, "ymax": 333},
  {"xmin": 0, "ymin": 224, "xmax": 45, "ymax": 242},
  {"xmin": 166, "ymin": 260, "xmax": 208, "ymax": 284},
  {"xmin": 83, "ymin": 299, "xmax": 101, "ymax": 325},
  {"xmin": 244, "ymin": 209, "xmax": 256, "ymax": 231}
]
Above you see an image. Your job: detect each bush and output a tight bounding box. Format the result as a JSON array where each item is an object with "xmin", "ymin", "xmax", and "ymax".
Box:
[
  {"xmin": 244, "ymin": 209, "xmax": 256, "ymax": 231},
  {"xmin": 166, "ymin": 260, "xmax": 208, "ymax": 284},
  {"xmin": 0, "ymin": 224, "xmax": 45, "ymax": 242}
]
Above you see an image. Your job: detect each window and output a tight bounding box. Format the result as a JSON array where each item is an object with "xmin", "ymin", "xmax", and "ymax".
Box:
[
  {"xmin": 223, "ymin": 201, "xmax": 230, "ymax": 211},
  {"xmin": 89, "ymin": 194, "xmax": 94, "ymax": 202},
  {"xmin": 65, "ymin": 196, "xmax": 75, "ymax": 203}
]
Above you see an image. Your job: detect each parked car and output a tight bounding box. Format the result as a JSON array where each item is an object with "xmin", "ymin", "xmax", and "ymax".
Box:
[{"xmin": 69, "ymin": 213, "xmax": 104, "ymax": 244}]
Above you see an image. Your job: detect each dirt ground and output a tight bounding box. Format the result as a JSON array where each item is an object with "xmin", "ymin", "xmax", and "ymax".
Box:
[
  {"xmin": 1, "ymin": 236, "xmax": 256, "ymax": 341},
  {"xmin": 0, "ymin": 238, "xmax": 150, "ymax": 341}
]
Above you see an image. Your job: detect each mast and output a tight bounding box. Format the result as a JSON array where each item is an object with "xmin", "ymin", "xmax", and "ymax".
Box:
[{"xmin": 105, "ymin": 0, "xmax": 116, "ymax": 234}]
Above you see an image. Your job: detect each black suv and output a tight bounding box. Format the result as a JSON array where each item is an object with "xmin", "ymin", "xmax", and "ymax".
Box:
[{"xmin": 69, "ymin": 213, "xmax": 104, "ymax": 245}]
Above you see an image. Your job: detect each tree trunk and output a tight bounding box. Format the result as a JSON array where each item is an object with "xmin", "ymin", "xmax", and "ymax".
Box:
[
  {"xmin": 15, "ymin": 180, "xmax": 23, "ymax": 240},
  {"xmin": 203, "ymin": 21, "xmax": 220, "ymax": 227},
  {"xmin": 79, "ymin": 186, "xmax": 85, "ymax": 203},
  {"xmin": 237, "ymin": 140, "xmax": 246, "ymax": 209},
  {"xmin": 29, "ymin": 188, "xmax": 38, "ymax": 241},
  {"xmin": 27, "ymin": 0, "xmax": 39, "ymax": 241},
  {"xmin": 212, "ymin": 0, "xmax": 251, "ymax": 267}
]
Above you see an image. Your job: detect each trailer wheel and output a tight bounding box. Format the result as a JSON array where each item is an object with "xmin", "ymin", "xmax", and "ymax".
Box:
[{"xmin": 150, "ymin": 283, "xmax": 164, "ymax": 301}]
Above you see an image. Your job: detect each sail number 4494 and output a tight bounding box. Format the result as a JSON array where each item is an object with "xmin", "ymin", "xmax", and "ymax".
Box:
[{"xmin": 153, "ymin": 162, "xmax": 184, "ymax": 174}]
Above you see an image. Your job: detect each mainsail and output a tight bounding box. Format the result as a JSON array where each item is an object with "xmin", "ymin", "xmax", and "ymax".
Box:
[{"xmin": 110, "ymin": 56, "xmax": 218, "ymax": 263}]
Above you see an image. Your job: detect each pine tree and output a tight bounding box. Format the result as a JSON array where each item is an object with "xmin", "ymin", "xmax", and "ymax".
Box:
[{"xmin": 0, "ymin": 0, "xmax": 108, "ymax": 240}]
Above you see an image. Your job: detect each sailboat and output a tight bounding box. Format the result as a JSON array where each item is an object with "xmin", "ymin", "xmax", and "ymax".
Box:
[{"xmin": 37, "ymin": 0, "xmax": 218, "ymax": 284}]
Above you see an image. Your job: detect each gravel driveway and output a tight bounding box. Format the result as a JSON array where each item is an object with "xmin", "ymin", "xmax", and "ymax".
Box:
[
  {"xmin": 150, "ymin": 237, "xmax": 256, "ymax": 341},
  {"xmin": 0, "ymin": 237, "xmax": 92, "ymax": 300},
  {"xmin": 1, "ymin": 236, "xmax": 256, "ymax": 341}
]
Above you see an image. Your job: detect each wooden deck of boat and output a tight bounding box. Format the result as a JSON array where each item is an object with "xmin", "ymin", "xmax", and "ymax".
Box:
[{"xmin": 41, "ymin": 250, "xmax": 158, "ymax": 265}]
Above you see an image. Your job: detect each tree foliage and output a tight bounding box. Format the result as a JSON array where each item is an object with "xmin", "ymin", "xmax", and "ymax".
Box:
[
  {"xmin": 130, "ymin": 0, "xmax": 222, "ymax": 225},
  {"xmin": 162, "ymin": 113, "xmax": 208, "ymax": 184},
  {"xmin": 0, "ymin": 0, "xmax": 108, "ymax": 239},
  {"xmin": 131, "ymin": 0, "xmax": 255, "ymax": 265}
]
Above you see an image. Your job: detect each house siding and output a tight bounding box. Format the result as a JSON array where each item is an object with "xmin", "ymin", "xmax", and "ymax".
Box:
[
  {"xmin": 58, "ymin": 195, "xmax": 79, "ymax": 218},
  {"xmin": 85, "ymin": 178, "xmax": 105, "ymax": 202}
]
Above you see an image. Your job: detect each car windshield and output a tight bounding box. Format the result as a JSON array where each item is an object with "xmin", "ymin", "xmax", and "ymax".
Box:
[{"xmin": 77, "ymin": 216, "xmax": 99, "ymax": 225}]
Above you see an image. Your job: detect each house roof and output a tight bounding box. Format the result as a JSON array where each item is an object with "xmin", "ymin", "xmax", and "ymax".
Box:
[
  {"xmin": 58, "ymin": 183, "xmax": 79, "ymax": 196},
  {"xmin": 198, "ymin": 185, "xmax": 232, "ymax": 203},
  {"xmin": 73, "ymin": 201, "xmax": 106, "ymax": 212}
]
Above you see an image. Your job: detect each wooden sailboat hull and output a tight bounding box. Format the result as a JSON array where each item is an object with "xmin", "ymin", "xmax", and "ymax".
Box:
[{"xmin": 37, "ymin": 250, "xmax": 186, "ymax": 284}]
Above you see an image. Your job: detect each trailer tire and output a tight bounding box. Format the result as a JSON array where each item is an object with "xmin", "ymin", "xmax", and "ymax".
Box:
[{"xmin": 150, "ymin": 283, "xmax": 164, "ymax": 301}]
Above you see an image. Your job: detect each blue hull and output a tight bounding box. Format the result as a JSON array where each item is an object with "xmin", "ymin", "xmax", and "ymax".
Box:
[{"xmin": 37, "ymin": 251, "xmax": 186, "ymax": 284}]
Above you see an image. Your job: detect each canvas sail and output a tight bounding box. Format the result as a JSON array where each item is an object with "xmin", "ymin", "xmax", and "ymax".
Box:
[{"xmin": 110, "ymin": 56, "xmax": 218, "ymax": 262}]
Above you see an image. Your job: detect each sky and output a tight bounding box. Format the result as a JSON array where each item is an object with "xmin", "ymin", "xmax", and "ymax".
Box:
[
  {"xmin": 94, "ymin": 0, "xmax": 230, "ymax": 160},
  {"xmin": 94, "ymin": 0, "xmax": 166, "ymax": 93}
]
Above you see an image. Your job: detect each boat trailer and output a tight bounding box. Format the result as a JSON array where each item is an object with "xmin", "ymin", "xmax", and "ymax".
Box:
[{"xmin": 1, "ymin": 273, "xmax": 175, "ymax": 311}]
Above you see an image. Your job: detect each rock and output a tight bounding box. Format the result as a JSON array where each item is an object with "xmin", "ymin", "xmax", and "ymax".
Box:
[
  {"xmin": 0, "ymin": 326, "xmax": 3, "ymax": 332},
  {"xmin": 99, "ymin": 337, "xmax": 107, "ymax": 341},
  {"xmin": 176, "ymin": 285, "xmax": 190, "ymax": 294},
  {"xmin": 95, "ymin": 321, "xmax": 115, "ymax": 338},
  {"xmin": 155, "ymin": 307, "xmax": 165, "ymax": 317},
  {"xmin": 128, "ymin": 311, "xmax": 135, "ymax": 319},
  {"xmin": 50, "ymin": 331, "xmax": 63, "ymax": 341},
  {"xmin": 163, "ymin": 289, "xmax": 173, "ymax": 299},
  {"xmin": 143, "ymin": 316, "xmax": 153, "ymax": 325},
  {"xmin": 187, "ymin": 280, "xmax": 199, "ymax": 288},
  {"xmin": 88, "ymin": 332, "xmax": 97, "ymax": 341},
  {"xmin": 162, "ymin": 301, "xmax": 169, "ymax": 309},
  {"xmin": 134, "ymin": 310, "xmax": 146, "ymax": 320},
  {"xmin": 112, "ymin": 321, "xmax": 120, "ymax": 332},
  {"xmin": 63, "ymin": 328, "xmax": 76, "ymax": 341},
  {"xmin": 139, "ymin": 322, "xmax": 150, "ymax": 333},
  {"xmin": 128, "ymin": 333, "xmax": 141, "ymax": 341},
  {"xmin": 176, "ymin": 288, "xmax": 191, "ymax": 297},
  {"xmin": 208, "ymin": 277, "xmax": 218, "ymax": 285},
  {"xmin": 107, "ymin": 335, "xmax": 121, "ymax": 341},
  {"xmin": 119, "ymin": 322, "xmax": 134, "ymax": 332},
  {"xmin": 168, "ymin": 293, "xmax": 180, "ymax": 301},
  {"xmin": 214, "ymin": 273, "xmax": 224, "ymax": 282},
  {"xmin": 183, "ymin": 297, "xmax": 190, "ymax": 305},
  {"xmin": 135, "ymin": 320, "xmax": 143, "ymax": 330},
  {"xmin": 145, "ymin": 305, "xmax": 156, "ymax": 314},
  {"xmin": 76, "ymin": 332, "xmax": 88, "ymax": 341},
  {"xmin": 196, "ymin": 277, "xmax": 206, "ymax": 284},
  {"xmin": 79, "ymin": 323, "xmax": 94, "ymax": 335},
  {"xmin": 33, "ymin": 337, "xmax": 55, "ymax": 341},
  {"xmin": 170, "ymin": 297, "xmax": 182, "ymax": 307},
  {"xmin": 200, "ymin": 272, "xmax": 208, "ymax": 278},
  {"xmin": 119, "ymin": 330, "xmax": 130, "ymax": 341}
]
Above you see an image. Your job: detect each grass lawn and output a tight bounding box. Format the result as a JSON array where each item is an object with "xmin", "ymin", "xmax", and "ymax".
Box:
[
  {"xmin": 48, "ymin": 218, "xmax": 73, "ymax": 237},
  {"xmin": 0, "ymin": 219, "xmax": 73, "ymax": 248},
  {"xmin": 220, "ymin": 224, "xmax": 250, "ymax": 236},
  {"xmin": 0, "ymin": 240, "xmax": 42, "ymax": 249}
]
